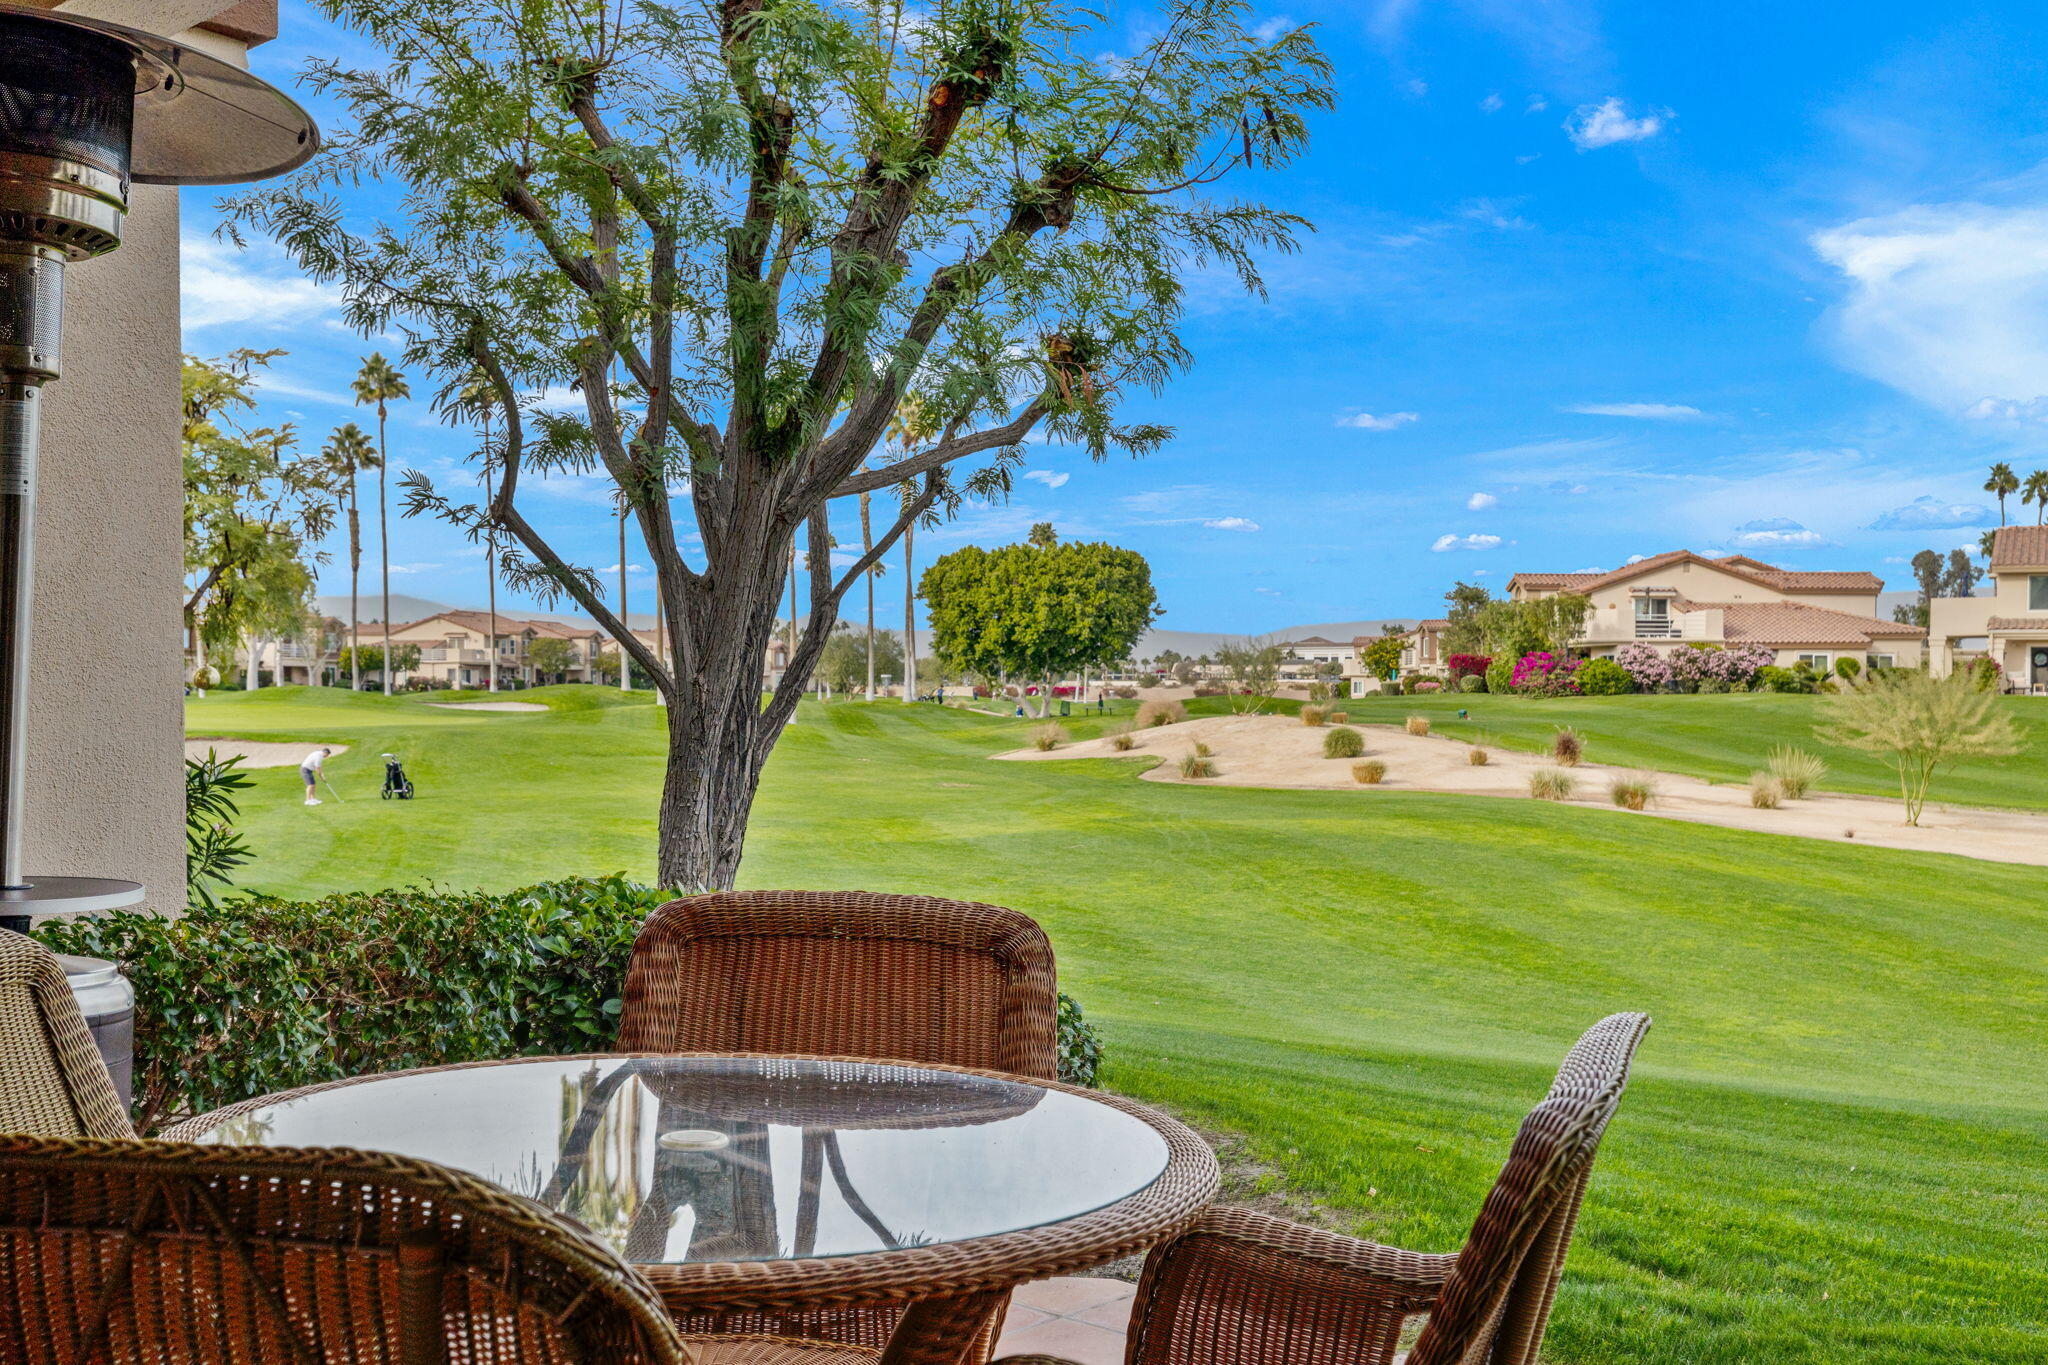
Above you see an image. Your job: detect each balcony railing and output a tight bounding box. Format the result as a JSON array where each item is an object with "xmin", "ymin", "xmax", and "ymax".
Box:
[{"xmin": 1632, "ymin": 621, "xmax": 1681, "ymax": 639}]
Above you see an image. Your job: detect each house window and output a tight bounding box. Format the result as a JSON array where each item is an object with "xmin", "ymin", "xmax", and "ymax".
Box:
[
  {"xmin": 1867, "ymin": 654, "xmax": 1895, "ymax": 670},
  {"xmin": 1796, "ymin": 653, "xmax": 1830, "ymax": 672},
  {"xmin": 2031, "ymin": 575, "xmax": 2048, "ymax": 610}
]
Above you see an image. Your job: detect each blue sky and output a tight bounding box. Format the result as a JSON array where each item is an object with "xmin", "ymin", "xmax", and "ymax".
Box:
[{"xmin": 185, "ymin": 0, "xmax": 2048, "ymax": 633}]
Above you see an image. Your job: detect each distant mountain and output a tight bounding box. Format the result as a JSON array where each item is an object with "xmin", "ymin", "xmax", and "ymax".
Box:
[{"xmin": 1133, "ymin": 619, "xmax": 1422, "ymax": 660}]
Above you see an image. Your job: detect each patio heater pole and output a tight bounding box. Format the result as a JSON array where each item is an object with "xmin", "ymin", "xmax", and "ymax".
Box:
[{"xmin": 0, "ymin": 7, "xmax": 317, "ymax": 934}]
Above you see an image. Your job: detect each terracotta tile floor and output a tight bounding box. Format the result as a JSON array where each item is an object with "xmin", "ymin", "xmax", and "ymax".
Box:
[{"xmin": 995, "ymin": 1277, "xmax": 1134, "ymax": 1363}]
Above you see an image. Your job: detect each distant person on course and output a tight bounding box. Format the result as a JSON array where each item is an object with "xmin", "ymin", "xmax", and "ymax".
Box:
[{"xmin": 301, "ymin": 747, "xmax": 332, "ymax": 806}]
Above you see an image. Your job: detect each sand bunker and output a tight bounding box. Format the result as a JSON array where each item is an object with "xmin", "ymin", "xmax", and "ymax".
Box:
[
  {"xmin": 186, "ymin": 739, "xmax": 348, "ymax": 769},
  {"xmin": 429, "ymin": 701, "xmax": 548, "ymax": 712},
  {"xmin": 997, "ymin": 713, "xmax": 2048, "ymax": 869}
]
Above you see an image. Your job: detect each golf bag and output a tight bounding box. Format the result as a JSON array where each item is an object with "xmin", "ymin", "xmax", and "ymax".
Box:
[{"xmin": 380, "ymin": 754, "xmax": 415, "ymax": 800}]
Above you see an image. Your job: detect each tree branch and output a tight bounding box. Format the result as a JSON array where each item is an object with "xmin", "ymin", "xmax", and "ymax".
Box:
[{"xmin": 828, "ymin": 397, "xmax": 1050, "ymax": 498}]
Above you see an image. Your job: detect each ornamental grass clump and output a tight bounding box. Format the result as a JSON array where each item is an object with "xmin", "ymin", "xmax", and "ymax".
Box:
[
  {"xmin": 1353, "ymin": 759, "xmax": 1387, "ymax": 784},
  {"xmin": 1109, "ymin": 723, "xmax": 1137, "ymax": 751},
  {"xmin": 1323, "ymin": 726, "xmax": 1365, "ymax": 758},
  {"xmin": 1609, "ymin": 773, "xmax": 1658, "ymax": 811},
  {"xmin": 1552, "ymin": 727, "xmax": 1584, "ymax": 767},
  {"xmin": 1467, "ymin": 747, "xmax": 1489, "ymax": 766},
  {"xmin": 1136, "ymin": 699, "xmax": 1186, "ymax": 729},
  {"xmin": 1032, "ymin": 722, "xmax": 1068, "ymax": 751},
  {"xmin": 1529, "ymin": 768, "xmax": 1575, "ymax": 801},
  {"xmin": 1300, "ymin": 705, "xmax": 1326, "ymax": 726},
  {"xmin": 1405, "ymin": 715, "xmax": 1431, "ymax": 737},
  {"xmin": 1193, "ymin": 740, "xmax": 1213, "ymax": 757},
  {"xmin": 1767, "ymin": 745, "xmax": 1826, "ymax": 799},
  {"xmin": 1749, "ymin": 773, "xmax": 1783, "ymax": 809},
  {"xmin": 1179, "ymin": 753, "xmax": 1217, "ymax": 779}
]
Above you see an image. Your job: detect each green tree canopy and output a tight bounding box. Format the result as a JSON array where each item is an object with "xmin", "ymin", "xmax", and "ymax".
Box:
[
  {"xmin": 1362, "ymin": 635, "xmax": 1404, "ymax": 680},
  {"xmin": 922, "ymin": 539, "xmax": 1160, "ymax": 713},
  {"xmin": 819, "ymin": 628, "xmax": 904, "ymax": 696},
  {"xmin": 528, "ymin": 637, "xmax": 577, "ymax": 681},
  {"xmin": 1440, "ymin": 580, "xmax": 1492, "ymax": 655}
]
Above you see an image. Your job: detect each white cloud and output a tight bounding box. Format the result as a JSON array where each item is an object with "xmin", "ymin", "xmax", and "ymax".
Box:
[
  {"xmin": 1252, "ymin": 15, "xmax": 1294, "ymax": 42},
  {"xmin": 1405, "ymin": 78, "xmax": 1429, "ymax": 97},
  {"xmin": 1203, "ymin": 517, "xmax": 1261, "ymax": 532},
  {"xmin": 1865, "ymin": 495, "xmax": 1990, "ymax": 531},
  {"xmin": 1814, "ymin": 204, "xmax": 2048, "ymax": 420},
  {"xmin": 1564, "ymin": 402, "xmax": 1703, "ymax": 420},
  {"xmin": 1728, "ymin": 526, "xmax": 1835, "ymax": 550},
  {"xmin": 1430, "ymin": 533, "xmax": 1503, "ymax": 552},
  {"xmin": 1336, "ymin": 410, "xmax": 1420, "ymax": 430},
  {"xmin": 1480, "ymin": 93, "xmax": 1505, "ymax": 113},
  {"xmin": 1625, "ymin": 553, "xmax": 1650, "ymax": 564},
  {"xmin": 1459, "ymin": 198, "xmax": 1530, "ymax": 230},
  {"xmin": 389, "ymin": 562, "xmax": 444, "ymax": 576},
  {"xmin": 1565, "ymin": 97, "xmax": 1668, "ymax": 149},
  {"xmin": 1022, "ymin": 469, "xmax": 1070, "ymax": 489},
  {"xmin": 601, "ymin": 563, "xmax": 653, "ymax": 575},
  {"xmin": 1574, "ymin": 565, "xmax": 1607, "ymax": 574},
  {"xmin": 1466, "ymin": 492, "xmax": 1499, "ymax": 510},
  {"xmin": 1526, "ymin": 96, "xmax": 1549, "ymax": 114},
  {"xmin": 181, "ymin": 234, "xmax": 341, "ymax": 331}
]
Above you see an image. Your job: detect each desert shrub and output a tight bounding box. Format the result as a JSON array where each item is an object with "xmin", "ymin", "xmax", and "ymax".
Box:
[
  {"xmin": 1113, "ymin": 685, "xmax": 1139, "ymax": 699},
  {"xmin": 1109, "ymin": 723, "xmax": 1137, "ymax": 751},
  {"xmin": 1191, "ymin": 684, "xmax": 1224, "ymax": 698},
  {"xmin": 1459, "ymin": 675, "xmax": 1484, "ymax": 693},
  {"xmin": 1405, "ymin": 715, "xmax": 1430, "ymax": 736},
  {"xmin": 1300, "ymin": 705, "xmax": 1326, "ymax": 726},
  {"xmin": 1323, "ymin": 726, "xmax": 1365, "ymax": 758},
  {"xmin": 1328, "ymin": 710, "xmax": 1349, "ymax": 724},
  {"xmin": 1767, "ymin": 745, "xmax": 1826, "ymax": 798},
  {"xmin": 1136, "ymin": 699, "xmax": 1186, "ymax": 728},
  {"xmin": 1410, "ymin": 679, "xmax": 1444, "ymax": 694},
  {"xmin": 1032, "ymin": 722, "xmax": 1068, "ymax": 751},
  {"xmin": 1353, "ymin": 759, "xmax": 1387, "ymax": 784},
  {"xmin": 1445, "ymin": 653, "xmax": 1492, "ymax": 682},
  {"xmin": 1575, "ymin": 658, "xmax": 1633, "ymax": 696},
  {"xmin": 1179, "ymin": 753, "xmax": 1217, "ymax": 779},
  {"xmin": 1834, "ymin": 657, "xmax": 1861, "ymax": 681},
  {"xmin": 1613, "ymin": 641, "xmax": 1673, "ymax": 691},
  {"xmin": 1467, "ymin": 747, "xmax": 1489, "ymax": 766},
  {"xmin": 1529, "ymin": 767, "xmax": 1575, "ymax": 801},
  {"xmin": 1609, "ymin": 774, "xmax": 1657, "ymax": 810},
  {"xmin": 1552, "ymin": 727, "xmax": 1584, "ymax": 766},
  {"xmin": 1484, "ymin": 658, "xmax": 1516, "ymax": 695},
  {"xmin": 1819, "ymin": 668, "xmax": 2020, "ymax": 823},
  {"xmin": 1193, "ymin": 740, "xmax": 1213, "ymax": 757},
  {"xmin": 1749, "ymin": 773, "xmax": 1783, "ymax": 808},
  {"xmin": 1512, "ymin": 652, "xmax": 1582, "ymax": 697}
]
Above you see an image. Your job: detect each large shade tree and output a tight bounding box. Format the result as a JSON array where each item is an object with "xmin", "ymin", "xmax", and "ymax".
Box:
[{"xmin": 227, "ymin": 0, "xmax": 1330, "ymax": 887}]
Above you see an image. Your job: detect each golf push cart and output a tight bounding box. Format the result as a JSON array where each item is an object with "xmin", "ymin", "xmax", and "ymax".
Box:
[{"xmin": 380, "ymin": 754, "xmax": 416, "ymax": 800}]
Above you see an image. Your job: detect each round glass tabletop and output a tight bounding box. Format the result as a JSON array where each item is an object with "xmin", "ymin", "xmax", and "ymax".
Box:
[{"xmin": 190, "ymin": 1056, "xmax": 1171, "ymax": 1267}]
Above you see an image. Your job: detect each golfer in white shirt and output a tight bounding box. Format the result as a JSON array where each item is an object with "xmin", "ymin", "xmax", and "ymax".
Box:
[{"xmin": 300, "ymin": 747, "xmax": 332, "ymax": 805}]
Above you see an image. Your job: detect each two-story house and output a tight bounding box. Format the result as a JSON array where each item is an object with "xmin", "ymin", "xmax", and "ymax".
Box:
[
  {"xmin": 1507, "ymin": 551, "xmax": 1923, "ymax": 670},
  {"xmin": 1928, "ymin": 526, "xmax": 2048, "ymax": 693},
  {"xmin": 1341, "ymin": 620, "xmax": 1448, "ymax": 696}
]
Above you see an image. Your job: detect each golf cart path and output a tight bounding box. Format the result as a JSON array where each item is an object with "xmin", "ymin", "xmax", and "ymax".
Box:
[
  {"xmin": 429, "ymin": 700, "xmax": 549, "ymax": 712},
  {"xmin": 996, "ymin": 713, "xmax": 2048, "ymax": 869},
  {"xmin": 186, "ymin": 739, "xmax": 349, "ymax": 769}
]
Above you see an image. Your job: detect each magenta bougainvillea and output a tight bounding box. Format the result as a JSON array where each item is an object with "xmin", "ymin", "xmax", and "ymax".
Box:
[
  {"xmin": 1445, "ymin": 653, "xmax": 1492, "ymax": 681},
  {"xmin": 1510, "ymin": 651, "xmax": 1582, "ymax": 696}
]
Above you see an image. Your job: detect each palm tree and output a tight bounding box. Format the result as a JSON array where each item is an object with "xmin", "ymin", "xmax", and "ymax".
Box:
[
  {"xmin": 858, "ymin": 489, "xmax": 877, "ymax": 700},
  {"xmin": 886, "ymin": 398, "xmax": 934, "ymax": 703},
  {"xmin": 352, "ymin": 353, "xmax": 410, "ymax": 694},
  {"xmin": 1985, "ymin": 462, "xmax": 2019, "ymax": 525},
  {"xmin": 457, "ymin": 374, "xmax": 500, "ymax": 692},
  {"xmin": 1980, "ymin": 528, "xmax": 2001, "ymax": 561},
  {"xmin": 320, "ymin": 423, "xmax": 377, "ymax": 691},
  {"xmin": 2026, "ymin": 469, "xmax": 2048, "ymax": 525}
]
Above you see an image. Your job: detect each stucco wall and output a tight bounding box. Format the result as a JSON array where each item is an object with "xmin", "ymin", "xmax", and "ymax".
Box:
[{"xmin": 25, "ymin": 3, "xmax": 268, "ymax": 913}]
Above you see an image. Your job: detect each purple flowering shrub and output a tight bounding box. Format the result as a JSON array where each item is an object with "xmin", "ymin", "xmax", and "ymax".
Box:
[
  {"xmin": 1668, "ymin": 643, "xmax": 1774, "ymax": 690},
  {"xmin": 1613, "ymin": 642, "xmax": 1671, "ymax": 691},
  {"xmin": 1510, "ymin": 652, "xmax": 1582, "ymax": 696},
  {"xmin": 1410, "ymin": 679, "xmax": 1444, "ymax": 693}
]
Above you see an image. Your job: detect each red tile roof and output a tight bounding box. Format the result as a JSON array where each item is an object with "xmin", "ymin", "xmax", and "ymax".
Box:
[
  {"xmin": 1987, "ymin": 525, "xmax": 2048, "ymax": 568},
  {"xmin": 1986, "ymin": 616, "xmax": 2048, "ymax": 632},
  {"xmin": 1511, "ymin": 550, "xmax": 1883, "ymax": 596},
  {"xmin": 1673, "ymin": 599, "xmax": 1924, "ymax": 646}
]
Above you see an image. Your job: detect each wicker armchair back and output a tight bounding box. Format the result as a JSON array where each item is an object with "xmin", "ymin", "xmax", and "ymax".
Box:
[
  {"xmin": 618, "ymin": 891, "xmax": 1059, "ymax": 1080},
  {"xmin": 0, "ymin": 931, "xmax": 129, "ymax": 1138},
  {"xmin": 0, "ymin": 1135, "xmax": 688, "ymax": 1365}
]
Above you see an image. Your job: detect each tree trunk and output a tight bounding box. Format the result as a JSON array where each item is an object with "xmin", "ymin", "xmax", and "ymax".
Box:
[
  {"xmin": 903, "ymin": 524, "xmax": 915, "ymax": 702},
  {"xmin": 619, "ymin": 511, "xmax": 631, "ymax": 693},
  {"xmin": 378, "ymin": 408, "xmax": 392, "ymax": 696},
  {"xmin": 349, "ymin": 471, "xmax": 362, "ymax": 692},
  {"xmin": 860, "ymin": 492, "xmax": 874, "ymax": 701},
  {"xmin": 243, "ymin": 632, "xmax": 258, "ymax": 691}
]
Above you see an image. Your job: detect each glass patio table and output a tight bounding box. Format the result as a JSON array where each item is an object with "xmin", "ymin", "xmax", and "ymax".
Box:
[{"xmin": 167, "ymin": 1054, "xmax": 1219, "ymax": 1364}]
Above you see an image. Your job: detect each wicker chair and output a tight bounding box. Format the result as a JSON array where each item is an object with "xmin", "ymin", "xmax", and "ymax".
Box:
[
  {"xmin": 0, "ymin": 931, "xmax": 130, "ymax": 1138},
  {"xmin": 616, "ymin": 890, "xmax": 1061, "ymax": 1355},
  {"xmin": 0, "ymin": 1133, "xmax": 693, "ymax": 1365},
  {"xmin": 996, "ymin": 1012, "xmax": 1651, "ymax": 1365}
]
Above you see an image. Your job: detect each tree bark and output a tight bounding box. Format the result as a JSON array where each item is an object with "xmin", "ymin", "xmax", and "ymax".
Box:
[
  {"xmin": 902, "ymin": 523, "xmax": 915, "ymax": 703},
  {"xmin": 378, "ymin": 405, "xmax": 392, "ymax": 696},
  {"xmin": 861, "ymin": 492, "xmax": 875, "ymax": 700},
  {"xmin": 349, "ymin": 470, "xmax": 361, "ymax": 692}
]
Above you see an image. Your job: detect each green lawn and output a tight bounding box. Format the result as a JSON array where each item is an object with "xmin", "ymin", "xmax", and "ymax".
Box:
[{"xmin": 188, "ymin": 686, "xmax": 2048, "ymax": 1363}]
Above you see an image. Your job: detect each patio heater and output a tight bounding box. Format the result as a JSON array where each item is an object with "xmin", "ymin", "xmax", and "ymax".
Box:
[{"xmin": 0, "ymin": 7, "xmax": 317, "ymax": 937}]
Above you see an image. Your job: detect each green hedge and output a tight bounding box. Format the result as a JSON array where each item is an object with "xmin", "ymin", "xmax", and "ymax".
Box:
[{"xmin": 37, "ymin": 875, "xmax": 1105, "ymax": 1132}]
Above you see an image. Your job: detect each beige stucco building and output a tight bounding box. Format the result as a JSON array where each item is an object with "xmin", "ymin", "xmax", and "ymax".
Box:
[
  {"xmin": 26, "ymin": 1, "xmax": 280, "ymax": 913},
  {"xmin": 1927, "ymin": 526, "xmax": 2048, "ymax": 693},
  {"xmin": 1508, "ymin": 551, "xmax": 1924, "ymax": 670}
]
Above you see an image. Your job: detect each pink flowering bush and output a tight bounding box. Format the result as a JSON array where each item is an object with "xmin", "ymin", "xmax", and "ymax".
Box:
[
  {"xmin": 1411, "ymin": 679, "xmax": 1444, "ymax": 694},
  {"xmin": 1668, "ymin": 644, "xmax": 1774, "ymax": 691},
  {"xmin": 1613, "ymin": 642, "xmax": 1671, "ymax": 691},
  {"xmin": 1510, "ymin": 652, "xmax": 1582, "ymax": 696}
]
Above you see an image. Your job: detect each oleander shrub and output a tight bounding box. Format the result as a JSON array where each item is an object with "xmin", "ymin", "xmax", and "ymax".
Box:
[
  {"xmin": 1613, "ymin": 642, "xmax": 1672, "ymax": 692},
  {"xmin": 1459, "ymin": 675, "xmax": 1484, "ymax": 693},
  {"xmin": 1609, "ymin": 773, "xmax": 1658, "ymax": 811},
  {"xmin": 1467, "ymin": 746, "xmax": 1489, "ymax": 765},
  {"xmin": 1410, "ymin": 679, "xmax": 1444, "ymax": 694},
  {"xmin": 1300, "ymin": 705, "xmax": 1326, "ymax": 726},
  {"xmin": 1179, "ymin": 753, "xmax": 1217, "ymax": 779},
  {"xmin": 1749, "ymin": 773, "xmax": 1783, "ymax": 808},
  {"xmin": 1323, "ymin": 726, "xmax": 1365, "ymax": 758},
  {"xmin": 1136, "ymin": 699, "xmax": 1186, "ymax": 728},
  {"xmin": 1484, "ymin": 657, "xmax": 1516, "ymax": 695},
  {"xmin": 1353, "ymin": 759, "xmax": 1387, "ymax": 784},
  {"xmin": 1768, "ymin": 745, "xmax": 1826, "ymax": 799},
  {"xmin": 1529, "ymin": 768, "xmax": 1575, "ymax": 801},
  {"xmin": 1574, "ymin": 658, "xmax": 1634, "ymax": 696},
  {"xmin": 1405, "ymin": 715, "xmax": 1431, "ymax": 736},
  {"xmin": 1032, "ymin": 722, "xmax": 1068, "ymax": 751},
  {"xmin": 1552, "ymin": 727, "xmax": 1584, "ymax": 767}
]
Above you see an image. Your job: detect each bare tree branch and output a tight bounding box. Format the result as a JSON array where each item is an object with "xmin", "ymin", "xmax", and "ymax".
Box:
[{"xmin": 828, "ymin": 397, "xmax": 1051, "ymax": 498}]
